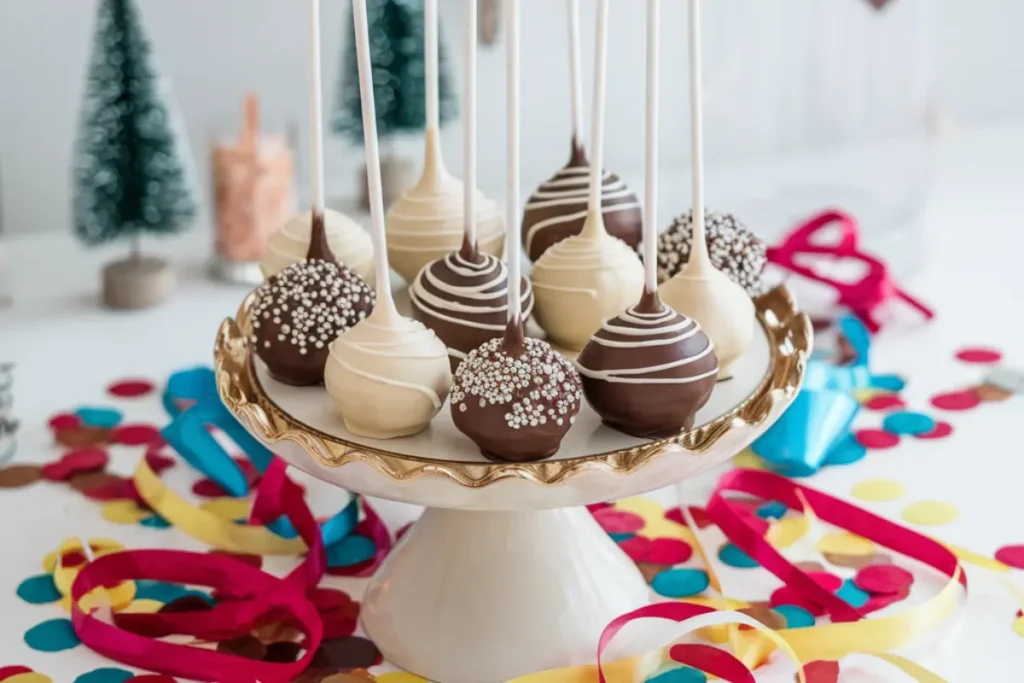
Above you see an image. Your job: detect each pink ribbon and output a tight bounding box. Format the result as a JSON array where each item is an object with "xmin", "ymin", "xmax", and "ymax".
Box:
[{"xmin": 766, "ymin": 209, "xmax": 934, "ymax": 332}]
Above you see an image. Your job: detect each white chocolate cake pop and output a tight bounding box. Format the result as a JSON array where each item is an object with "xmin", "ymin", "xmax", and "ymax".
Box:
[
  {"xmin": 530, "ymin": 0, "xmax": 644, "ymax": 352},
  {"xmin": 326, "ymin": 0, "xmax": 451, "ymax": 440},
  {"xmin": 261, "ymin": 209, "xmax": 375, "ymax": 284},
  {"xmin": 659, "ymin": 0, "xmax": 753, "ymax": 379}
]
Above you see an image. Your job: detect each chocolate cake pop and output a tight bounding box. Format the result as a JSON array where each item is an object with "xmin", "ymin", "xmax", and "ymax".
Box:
[
  {"xmin": 252, "ymin": 213, "xmax": 375, "ymax": 386},
  {"xmin": 657, "ymin": 210, "xmax": 766, "ymax": 296},
  {"xmin": 578, "ymin": 1, "xmax": 717, "ymax": 437},
  {"xmin": 261, "ymin": 209, "xmax": 375, "ymax": 285}
]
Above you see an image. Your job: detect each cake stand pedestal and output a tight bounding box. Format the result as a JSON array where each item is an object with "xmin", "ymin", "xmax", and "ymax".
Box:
[{"xmin": 214, "ymin": 285, "xmax": 811, "ymax": 683}]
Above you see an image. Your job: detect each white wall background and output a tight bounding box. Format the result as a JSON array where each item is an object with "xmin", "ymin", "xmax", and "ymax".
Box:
[{"xmin": 0, "ymin": 0, "xmax": 1022, "ymax": 236}]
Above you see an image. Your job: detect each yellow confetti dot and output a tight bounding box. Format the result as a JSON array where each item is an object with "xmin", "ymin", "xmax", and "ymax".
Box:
[
  {"xmin": 201, "ymin": 497, "xmax": 252, "ymax": 521},
  {"xmin": 102, "ymin": 500, "xmax": 151, "ymax": 524},
  {"xmin": 6, "ymin": 674, "xmax": 53, "ymax": 683},
  {"xmin": 377, "ymin": 674, "xmax": 429, "ymax": 683},
  {"xmin": 851, "ymin": 478, "xmax": 907, "ymax": 502},
  {"xmin": 852, "ymin": 388, "xmax": 887, "ymax": 402},
  {"xmin": 766, "ymin": 517, "xmax": 809, "ymax": 549},
  {"xmin": 1014, "ymin": 617, "xmax": 1024, "ymax": 638},
  {"xmin": 613, "ymin": 497, "xmax": 693, "ymax": 542},
  {"xmin": 901, "ymin": 501, "xmax": 959, "ymax": 526},
  {"xmin": 120, "ymin": 598, "xmax": 164, "ymax": 614},
  {"xmin": 733, "ymin": 449, "xmax": 771, "ymax": 471},
  {"xmin": 60, "ymin": 581, "xmax": 136, "ymax": 613},
  {"xmin": 816, "ymin": 532, "xmax": 876, "ymax": 556}
]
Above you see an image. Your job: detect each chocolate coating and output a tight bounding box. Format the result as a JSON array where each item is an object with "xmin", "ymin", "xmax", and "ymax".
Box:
[
  {"xmin": 409, "ymin": 237, "xmax": 534, "ymax": 371},
  {"xmin": 656, "ymin": 209, "xmax": 766, "ymax": 296},
  {"xmin": 577, "ymin": 291, "xmax": 718, "ymax": 437},
  {"xmin": 521, "ymin": 140, "xmax": 642, "ymax": 262},
  {"xmin": 451, "ymin": 322, "xmax": 582, "ymax": 462}
]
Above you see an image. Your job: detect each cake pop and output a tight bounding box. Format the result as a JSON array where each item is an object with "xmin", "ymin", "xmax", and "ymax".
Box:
[
  {"xmin": 451, "ymin": 0, "xmax": 581, "ymax": 463},
  {"xmin": 409, "ymin": 1, "xmax": 533, "ymax": 370},
  {"xmin": 659, "ymin": 0, "xmax": 753, "ymax": 380},
  {"xmin": 385, "ymin": 0, "xmax": 504, "ymax": 283},
  {"xmin": 657, "ymin": 209, "xmax": 766, "ymax": 296},
  {"xmin": 578, "ymin": 0, "xmax": 717, "ymax": 437},
  {"xmin": 326, "ymin": 0, "xmax": 451, "ymax": 440},
  {"xmin": 530, "ymin": 0, "xmax": 644, "ymax": 352},
  {"xmin": 520, "ymin": 0, "xmax": 641, "ymax": 263},
  {"xmin": 261, "ymin": 209, "xmax": 375, "ymax": 285}
]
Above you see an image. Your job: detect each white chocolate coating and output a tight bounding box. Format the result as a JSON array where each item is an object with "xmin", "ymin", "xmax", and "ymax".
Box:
[
  {"xmin": 530, "ymin": 219, "xmax": 645, "ymax": 352},
  {"xmin": 325, "ymin": 306, "xmax": 452, "ymax": 439},
  {"xmin": 261, "ymin": 209, "xmax": 375, "ymax": 284},
  {"xmin": 658, "ymin": 265, "xmax": 754, "ymax": 380}
]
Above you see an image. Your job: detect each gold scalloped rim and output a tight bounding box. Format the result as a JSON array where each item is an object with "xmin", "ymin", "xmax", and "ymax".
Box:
[{"xmin": 214, "ymin": 285, "xmax": 811, "ymax": 487}]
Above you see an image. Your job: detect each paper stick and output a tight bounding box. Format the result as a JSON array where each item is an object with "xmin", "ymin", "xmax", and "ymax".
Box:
[
  {"xmin": 464, "ymin": 0, "xmax": 477, "ymax": 250},
  {"xmin": 241, "ymin": 93, "xmax": 259, "ymax": 151},
  {"xmin": 353, "ymin": 0, "xmax": 398, "ymax": 308},
  {"xmin": 425, "ymin": 0, "xmax": 440, "ymax": 130},
  {"xmin": 687, "ymin": 0, "xmax": 710, "ymax": 269},
  {"xmin": 643, "ymin": 0, "xmax": 660, "ymax": 293},
  {"xmin": 586, "ymin": 0, "xmax": 610, "ymax": 220},
  {"xmin": 566, "ymin": 0, "xmax": 584, "ymax": 145},
  {"xmin": 308, "ymin": 0, "xmax": 325, "ymax": 215},
  {"xmin": 505, "ymin": 0, "xmax": 521, "ymax": 324}
]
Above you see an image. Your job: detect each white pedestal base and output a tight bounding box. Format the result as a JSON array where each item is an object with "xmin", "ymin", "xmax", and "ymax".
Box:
[{"xmin": 361, "ymin": 506, "xmax": 652, "ymax": 683}]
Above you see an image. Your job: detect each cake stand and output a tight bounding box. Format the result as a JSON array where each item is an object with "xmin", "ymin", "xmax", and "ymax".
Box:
[{"xmin": 214, "ymin": 285, "xmax": 811, "ymax": 683}]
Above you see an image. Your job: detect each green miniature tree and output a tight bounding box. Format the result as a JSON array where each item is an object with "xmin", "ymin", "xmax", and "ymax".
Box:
[
  {"xmin": 333, "ymin": 0, "xmax": 458, "ymax": 144},
  {"xmin": 72, "ymin": 0, "xmax": 197, "ymax": 258}
]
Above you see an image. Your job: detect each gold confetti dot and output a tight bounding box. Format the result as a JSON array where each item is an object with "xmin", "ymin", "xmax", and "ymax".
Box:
[
  {"xmin": 6, "ymin": 674, "xmax": 54, "ymax": 683},
  {"xmin": 377, "ymin": 674, "xmax": 430, "ymax": 683},
  {"xmin": 1013, "ymin": 617, "xmax": 1024, "ymax": 638},
  {"xmin": 816, "ymin": 532, "xmax": 876, "ymax": 556},
  {"xmin": 733, "ymin": 449, "xmax": 771, "ymax": 471},
  {"xmin": 901, "ymin": 501, "xmax": 959, "ymax": 526},
  {"xmin": 766, "ymin": 517, "xmax": 809, "ymax": 549},
  {"xmin": 851, "ymin": 478, "xmax": 907, "ymax": 502}
]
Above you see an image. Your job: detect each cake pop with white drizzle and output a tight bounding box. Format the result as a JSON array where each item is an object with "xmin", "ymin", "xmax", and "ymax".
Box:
[
  {"xmin": 385, "ymin": 0, "xmax": 504, "ymax": 283},
  {"xmin": 577, "ymin": 0, "xmax": 717, "ymax": 437},
  {"xmin": 658, "ymin": 0, "xmax": 754, "ymax": 380},
  {"xmin": 326, "ymin": 0, "xmax": 451, "ymax": 439},
  {"xmin": 530, "ymin": 0, "xmax": 644, "ymax": 353},
  {"xmin": 261, "ymin": 209, "xmax": 375, "ymax": 285},
  {"xmin": 450, "ymin": 0, "xmax": 582, "ymax": 463},
  {"xmin": 409, "ymin": 0, "xmax": 533, "ymax": 371}
]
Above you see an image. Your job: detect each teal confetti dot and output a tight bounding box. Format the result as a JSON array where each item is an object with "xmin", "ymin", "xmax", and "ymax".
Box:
[
  {"xmin": 75, "ymin": 406, "xmax": 123, "ymax": 429},
  {"xmin": 823, "ymin": 434, "xmax": 866, "ymax": 466},
  {"xmin": 717, "ymin": 543, "xmax": 759, "ymax": 568},
  {"xmin": 651, "ymin": 568, "xmax": 709, "ymax": 598},
  {"xmin": 773, "ymin": 604, "xmax": 816, "ymax": 628},
  {"xmin": 872, "ymin": 375, "xmax": 906, "ymax": 392},
  {"xmin": 836, "ymin": 579, "xmax": 869, "ymax": 608},
  {"xmin": 134, "ymin": 580, "xmax": 188, "ymax": 604},
  {"xmin": 139, "ymin": 514, "xmax": 171, "ymax": 528},
  {"xmin": 647, "ymin": 666, "xmax": 708, "ymax": 683},
  {"xmin": 24, "ymin": 618, "xmax": 80, "ymax": 652},
  {"xmin": 326, "ymin": 534, "xmax": 377, "ymax": 568},
  {"xmin": 74, "ymin": 667, "xmax": 134, "ymax": 683},
  {"xmin": 756, "ymin": 501, "xmax": 788, "ymax": 520},
  {"xmin": 16, "ymin": 574, "xmax": 61, "ymax": 604},
  {"xmin": 882, "ymin": 411, "xmax": 936, "ymax": 436},
  {"xmin": 609, "ymin": 532, "xmax": 635, "ymax": 543}
]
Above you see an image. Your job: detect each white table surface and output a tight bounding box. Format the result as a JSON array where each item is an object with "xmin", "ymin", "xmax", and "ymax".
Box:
[{"xmin": 2, "ymin": 123, "xmax": 1024, "ymax": 682}]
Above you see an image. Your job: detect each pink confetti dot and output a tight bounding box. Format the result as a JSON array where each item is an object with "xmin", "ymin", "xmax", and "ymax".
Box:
[
  {"xmin": 862, "ymin": 394, "xmax": 907, "ymax": 412},
  {"xmin": 47, "ymin": 413, "xmax": 81, "ymax": 430},
  {"xmin": 855, "ymin": 429, "xmax": 900, "ymax": 450},
  {"xmin": 0, "ymin": 666, "xmax": 34, "ymax": 681},
  {"xmin": 769, "ymin": 586, "xmax": 825, "ymax": 617},
  {"xmin": 955, "ymin": 347, "xmax": 1003, "ymax": 364},
  {"xmin": 593, "ymin": 508, "xmax": 645, "ymax": 534},
  {"xmin": 107, "ymin": 379, "xmax": 156, "ymax": 398},
  {"xmin": 618, "ymin": 535, "xmax": 654, "ymax": 562},
  {"xmin": 914, "ymin": 421, "xmax": 953, "ymax": 440},
  {"xmin": 995, "ymin": 545, "xmax": 1024, "ymax": 570},
  {"xmin": 930, "ymin": 389, "xmax": 982, "ymax": 412},
  {"xmin": 806, "ymin": 571, "xmax": 843, "ymax": 592},
  {"xmin": 802, "ymin": 660, "xmax": 840, "ymax": 683},
  {"xmin": 191, "ymin": 478, "xmax": 230, "ymax": 498},
  {"xmin": 862, "ymin": 585, "xmax": 911, "ymax": 614},
  {"xmin": 112, "ymin": 424, "xmax": 164, "ymax": 446},
  {"xmin": 645, "ymin": 538, "xmax": 694, "ymax": 565},
  {"xmin": 664, "ymin": 505, "xmax": 713, "ymax": 529},
  {"xmin": 854, "ymin": 565, "xmax": 914, "ymax": 595}
]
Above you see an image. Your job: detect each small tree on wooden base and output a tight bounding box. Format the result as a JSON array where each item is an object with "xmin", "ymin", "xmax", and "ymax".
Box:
[{"xmin": 73, "ymin": 0, "xmax": 197, "ymax": 309}]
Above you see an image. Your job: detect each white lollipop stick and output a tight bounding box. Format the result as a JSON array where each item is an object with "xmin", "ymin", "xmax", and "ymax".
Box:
[
  {"xmin": 583, "ymin": 0, "xmax": 610, "ymax": 235},
  {"xmin": 426, "ymin": 0, "xmax": 440, "ymax": 131},
  {"xmin": 463, "ymin": 0, "xmax": 477, "ymax": 250},
  {"xmin": 308, "ymin": 0, "xmax": 325, "ymax": 215},
  {"xmin": 353, "ymin": 0, "xmax": 397, "ymax": 311},
  {"xmin": 566, "ymin": 0, "xmax": 584, "ymax": 146},
  {"xmin": 506, "ymin": 0, "xmax": 521, "ymax": 325},
  {"xmin": 688, "ymin": 0, "xmax": 711, "ymax": 272},
  {"xmin": 643, "ymin": 0, "xmax": 660, "ymax": 294}
]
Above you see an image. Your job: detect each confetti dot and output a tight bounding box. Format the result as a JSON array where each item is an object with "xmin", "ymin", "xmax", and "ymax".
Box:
[
  {"xmin": 823, "ymin": 435, "xmax": 867, "ymax": 465},
  {"xmin": 24, "ymin": 618, "xmax": 80, "ymax": 652},
  {"xmin": 133, "ymin": 580, "xmax": 188, "ymax": 604},
  {"xmin": 651, "ymin": 568, "xmax": 710, "ymax": 598},
  {"xmin": 850, "ymin": 478, "xmax": 906, "ymax": 502},
  {"xmin": 647, "ymin": 668, "xmax": 707, "ymax": 683},
  {"xmin": 139, "ymin": 515, "xmax": 171, "ymax": 529},
  {"xmin": 955, "ymin": 347, "xmax": 1002, "ymax": 364},
  {"xmin": 871, "ymin": 375, "xmax": 906, "ymax": 392},
  {"xmin": 645, "ymin": 538, "xmax": 693, "ymax": 565},
  {"xmin": 977, "ymin": 383, "xmax": 1013, "ymax": 402},
  {"xmin": 854, "ymin": 565, "xmax": 914, "ymax": 595},
  {"xmin": 816, "ymin": 532, "xmax": 876, "ymax": 556},
  {"xmin": 102, "ymin": 500, "xmax": 151, "ymax": 525},
  {"xmin": 914, "ymin": 421, "xmax": 953, "ymax": 440},
  {"xmin": 191, "ymin": 478, "xmax": 230, "ymax": 498},
  {"xmin": 1014, "ymin": 617, "xmax": 1024, "ymax": 639},
  {"xmin": 111, "ymin": 424, "xmax": 164, "ymax": 446},
  {"xmin": 74, "ymin": 670, "xmax": 134, "ymax": 683},
  {"xmin": 718, "ymin": 543, "xmax": 758, "ymax": 568},
  {"xmin": 608, "ymin": 532, "xmax": 634, "ymax": 543},
  {"xmin": 799, "ymin": 660, "xmax": 840, "ymax": 683},
  {"xmin": 75, "ymin": 407, "xmax": 123, "ymax": 429},
  {"xmin": 5, "ymin": 675, "xmax": 52, "ymax": 683},
  {"xmin": 119, "ymin": 599, "xmax": 164, "ymax": 614},
  {"xmin": 773, "ymin": 604, "xmax": 816, "ymax": 629},
  {"xmin": 855, "ymin": 429, "xmax": 900, "ymax": 450},
  {"xmin": 862, "ymin": 585, "xmax": 911, "ymax": 614},
  {"xmin": 377, "ymin": 674, "xmax": 429, "ymax": 683},
  {"xmin": 862, "ymin": 394, "xmax": 906, "ymax": 412},
  {"xmin": 901, "ymin": 501, "xmax": 959, "ymax": 526},
  {"xmin": 835, "ymin": 579, "xmax": 870, "ymax": 608},
  {"xmin": 882, "ymin": 411, "xmax": 936, "ymax": 436},
  {"xmin": 42, "ymin": 447, "xmax": 109, "ymax": 482},
  {"xmin": 593, "ymin": 508, "xmax": 645, "ymax": 535},
  {"xmin": 107, "ymin": 379, "xmax": 156, "ymax": 398},
  {"xmin": 930, "ymin": 389, "xmax": 981, "ymax": 412},
  {"xmin": 326, "ymin": 535, "xmax": 377, "ymax": 568},
  {"xmin": 48, "ymin": 413, "xmax": 82, "ymax": 430},
  {"xmin": 16, "ymin": 574, "xmax": 61, "ymax": 604},
  {"xmin": 823, "ymin": 552, "xmax": 893, "ymax": 570},
  {"xmin": 756, "ymin": 501, "xmax": 787, "ymax": 520},
  {"xmin": 806, "ymin": 572, "xmax": 843, "ymax": 592},
  {"xmin": 733, "ymin": 449, "xmax": 772, "ymax": 471},
  {"xmin": 769, "ymin": 587, "xmax": 824, "ymax": 617},
  {"xmin": 618, "ymin": 536, "xmax": 654, "ymax": 563},
  {"xmin": 0, "ymin": 667, "xmax": 33, "ymax": 681},
  {"xmin": 995, "ymin": 545, "xmax": 1024, "ymax": 569}
]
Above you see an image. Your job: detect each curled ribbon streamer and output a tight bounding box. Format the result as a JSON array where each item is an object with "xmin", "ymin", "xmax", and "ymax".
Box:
[{"xmin": 766, "ymin": 209, "xmax": 934, "ymax": 333}]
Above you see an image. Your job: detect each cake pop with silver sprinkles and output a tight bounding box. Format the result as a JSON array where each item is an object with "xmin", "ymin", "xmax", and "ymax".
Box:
[{"xmin": 656, "ymin": 210, "xmax": 766, "ymax": 296}]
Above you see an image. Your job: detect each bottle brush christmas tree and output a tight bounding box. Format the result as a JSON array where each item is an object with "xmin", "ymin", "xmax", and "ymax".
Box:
[{"xmin": 72, "ymin": 0, "xmax": 198, "ymax": 309}]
